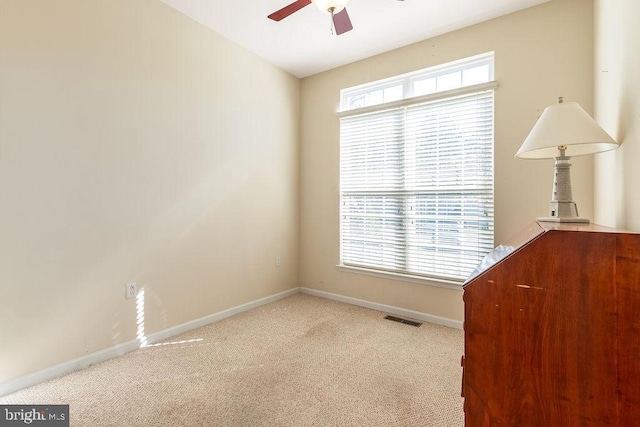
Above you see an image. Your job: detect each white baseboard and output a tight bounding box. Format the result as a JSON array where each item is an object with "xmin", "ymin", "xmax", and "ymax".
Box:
[
  {"xmin": 0, "ymin": 287, "xmax": 299, "ymax": 397},
  {"xmin": 1, "ymin": 286, "xmax": 460, "ymax": 397},
  {"xmin": 143, "ymin": 287, "xmax": 299, "ymax": 345},
  {"xmin": 300, "ymin": 287, "xmax": 463, "ymax": 330},
  {"xmin": 0, "ymin": 339, "xmax": 142, "ymax": 399}
]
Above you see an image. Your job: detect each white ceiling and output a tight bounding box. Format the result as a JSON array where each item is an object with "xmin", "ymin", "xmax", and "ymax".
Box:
[{"xmin": 160, "ymin": 0, "xmax": 549, "ymax": 78}]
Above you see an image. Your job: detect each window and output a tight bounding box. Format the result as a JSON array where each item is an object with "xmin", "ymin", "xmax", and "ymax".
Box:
[
  {"xmin": 339, "ymin": 53, "xmax": 495, "ymax": 283},
  {"xmin": 341, "ymin": 52, "xmax": 494, "ymax": 112}
]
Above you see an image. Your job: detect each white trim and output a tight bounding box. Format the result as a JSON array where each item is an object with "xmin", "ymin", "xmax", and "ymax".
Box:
[
  {"xmin": 143, "ymin": 288, "xmax": 299, "ymax": 345},
  {"xmin": 1, "ymin": 286, "xmax": 461, "ymax": 397},
  {"xmin": 300, "ymin": 287, "xmax": 463, "ymax": 330},
  {"xmin": 0, "ymin": 339, "xmax": 142, "ymax": 399},
  {"xmin": 340, "ymin": 51, "xmax": 495, "ymax": 111},
  {"xmin": 338, "ymin": 80, "xmax": 498, "ymax": 118},
  {"xmin": 336, "ymin": 264, "xmax": 463, "ymax": 291},
  {"xmin": 0, "ymin": 287, "xmax": 299, "ymax": 397}
]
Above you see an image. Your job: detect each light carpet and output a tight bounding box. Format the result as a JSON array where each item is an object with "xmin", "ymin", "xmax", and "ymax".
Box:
[{"xmin": 1, "ymin": 293, "xmax": 464, "ymax": 426}]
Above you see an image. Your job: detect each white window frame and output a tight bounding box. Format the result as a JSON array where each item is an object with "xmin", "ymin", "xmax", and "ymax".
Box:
[
  {"xmin": 340, "ymin": 52, "xmax": 494, "ymax": 112},
  {"xmin": 338, "ymin": 53, "xmax": 496, "ymax": 288}
]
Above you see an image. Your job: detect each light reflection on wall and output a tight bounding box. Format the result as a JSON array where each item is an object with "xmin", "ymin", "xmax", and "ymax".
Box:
[
  {"xmin": 136, "ymin": 288, "xmax": 148, "ymax": 348},
  {"xmin": 135, "ymin": 287, "xmax": 204, "ymax": 348}
]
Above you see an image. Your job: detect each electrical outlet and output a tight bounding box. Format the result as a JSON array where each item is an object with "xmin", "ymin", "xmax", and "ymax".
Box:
[
  {"xmin": 275, "ymin": 256, "xmax": 281, "ymax": 267},
  {"xmin": 126, "ymin": 283, "xmax": 137, "ymax": 299}
]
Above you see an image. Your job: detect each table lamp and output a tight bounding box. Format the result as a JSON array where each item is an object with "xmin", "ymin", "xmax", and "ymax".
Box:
[{"xmin": 515, "ymin": 97, "xmax": 618, "ymax": 223}]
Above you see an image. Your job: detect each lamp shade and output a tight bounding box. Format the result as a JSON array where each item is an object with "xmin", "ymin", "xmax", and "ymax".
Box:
[{"xmin": 516, "ymin": 99, "xmax": 618, "ymax": 159}]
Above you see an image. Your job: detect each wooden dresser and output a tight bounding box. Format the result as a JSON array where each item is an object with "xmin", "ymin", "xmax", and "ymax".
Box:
[{"xmin": 462, "ymin": 221, "xmax": 640, "ymax": 426}]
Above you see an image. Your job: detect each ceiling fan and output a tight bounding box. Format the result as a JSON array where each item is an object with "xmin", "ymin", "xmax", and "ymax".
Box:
[{"xmin": 268, "ymin": 0, "xmax": 403, "ymax": 36}]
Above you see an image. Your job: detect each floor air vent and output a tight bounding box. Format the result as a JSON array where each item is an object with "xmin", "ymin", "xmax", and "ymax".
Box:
[{"xmin": 384, "ymin": 315, "xmax": 422, "ymax": 327}]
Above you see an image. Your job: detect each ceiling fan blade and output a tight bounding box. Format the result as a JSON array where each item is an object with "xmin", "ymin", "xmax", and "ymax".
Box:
[
  {"xmin": 268, "ymin": 0, "xmax": 312, "ymax": 21},
  {"xmin": 332, "ymin": 8, "xmax": 353, "ymax": 35}
]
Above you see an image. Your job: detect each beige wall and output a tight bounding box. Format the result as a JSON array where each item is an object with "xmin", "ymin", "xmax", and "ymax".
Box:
[
  {"xmin": 0, "ymin": 0, "xmax": 300, "ymax": 383},
  {"xmin": 594, "ymin": 0, "xmax": 640, "ymax": 231},
  {"xmin": 299, "ymin": 0, "xmax": 595, "ymax": 321}
]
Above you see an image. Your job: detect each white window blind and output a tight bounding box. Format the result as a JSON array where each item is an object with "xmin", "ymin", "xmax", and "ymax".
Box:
[{"xmin": 340, "ymin": 89, "xmax": 494, "ymax": 282}]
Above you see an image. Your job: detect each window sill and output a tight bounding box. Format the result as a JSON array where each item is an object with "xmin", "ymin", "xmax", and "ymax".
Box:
[{"xmin": 336, "ymin": 265, "xmax": 464, "ymax": 291}]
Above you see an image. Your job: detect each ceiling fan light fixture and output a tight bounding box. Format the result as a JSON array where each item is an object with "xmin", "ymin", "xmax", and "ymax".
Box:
[{"xmin": 311, "ymin": 0, "xmax": 350, "ymax": 14}]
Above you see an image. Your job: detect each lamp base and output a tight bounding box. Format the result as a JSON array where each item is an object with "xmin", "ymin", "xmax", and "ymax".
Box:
[
  {"xmin": 537, "ymin": 216, "xmax": 590, "ymax": 224},
  {"xmin": 539, "ymin": 196, "xmax": 590, "ymax": 223}
]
